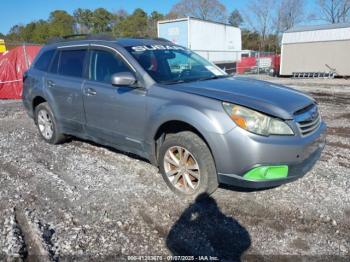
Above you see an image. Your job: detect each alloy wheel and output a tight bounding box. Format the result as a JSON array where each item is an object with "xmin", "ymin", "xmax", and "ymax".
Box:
[
  {"xmin": 163, "ymin": 146, "xmax": 200, "ymax": 193},
  {"xmin": 37, "ymin": 109, "xmax": 54, "ymax": 140}
]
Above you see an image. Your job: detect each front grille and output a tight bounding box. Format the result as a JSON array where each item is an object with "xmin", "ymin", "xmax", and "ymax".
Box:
[{"xmin": 294, "ymin": 104, "xmax": 321, "ymax": 136}]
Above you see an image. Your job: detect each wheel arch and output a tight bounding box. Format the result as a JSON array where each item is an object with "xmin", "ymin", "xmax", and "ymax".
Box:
[
  {"xmin": 152, "ymin": 120, "xmax": 215, "ymax": 167},
  {"xmin": 32, "ymin": 96, "xmax": 47, "ymax": 123},
  {"xmin": 32, "ymin": 96, "xmax": 47, "ymax": 112}
]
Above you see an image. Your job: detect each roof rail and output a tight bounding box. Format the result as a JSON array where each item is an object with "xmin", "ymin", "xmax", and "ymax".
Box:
[
  {"xmin": 121, "ymin": 36, "xmax": 172, "ymax": 42},
  {"xmin": 63, "ymin": 34, "xmax": 89, "ymax": 39},
  {"xmin": 153, "ymin": 37, "xmax": 172, "ymax": 42},
  {"xmin": 47, "ymin": 34, "xmax": 115, "ymax": 44}
]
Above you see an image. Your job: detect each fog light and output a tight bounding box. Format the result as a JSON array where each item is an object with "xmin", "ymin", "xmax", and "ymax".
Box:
[{"xmin": 243, "ymin": 165, "xmax": 288, "ymax": 181}]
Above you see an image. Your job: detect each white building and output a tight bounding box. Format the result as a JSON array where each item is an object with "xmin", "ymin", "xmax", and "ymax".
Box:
[
  {"xmin": 157, "ymin": 17, "xmax": 242, "ymax": 65},
  {"xmin": 280, "ymin": 23, "xmax": 350, "ymax": 76}
]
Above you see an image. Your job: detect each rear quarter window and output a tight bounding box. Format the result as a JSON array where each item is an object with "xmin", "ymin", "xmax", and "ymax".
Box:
[
  {"xmin": 49, "ymin": 51, "xmax": 59, "ymax": 74},
  {"xmin": 33, "ymin": 49, "xmax": 55, "ymax": 72},
  {"xmin": 58, "ymin": 49, "xmax": 87, "ymax": 78}
]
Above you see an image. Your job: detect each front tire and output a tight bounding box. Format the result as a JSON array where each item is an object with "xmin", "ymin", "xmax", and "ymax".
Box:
[
  {"xmin": 34, "ymin": 102, "xmax": 66, "ymax": 144},
  {"xmin": 158, "ymin": 131, "xmax": 218, "ymax": 197}
]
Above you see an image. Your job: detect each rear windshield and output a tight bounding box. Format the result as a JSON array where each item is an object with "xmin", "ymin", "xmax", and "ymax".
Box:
[{"xmin": 125, "ymin": 45, "xmax": 227, "ymax": 84}]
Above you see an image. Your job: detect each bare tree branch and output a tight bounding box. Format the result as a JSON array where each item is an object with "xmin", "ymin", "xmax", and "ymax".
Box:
[
  {"xmin": 317, "ymin": 0, "xmax": 350, "ymax": 23},
  {"xmin": 170, "ymin": 0, "xmax": 227, "ymax": 22},
  {"xmin": 276, "ymin": 0, "xmax": 305, "ymax": 32},
  {"xmin": 243, "ymin": 0, "xmax": 277, "ymax": 50}
]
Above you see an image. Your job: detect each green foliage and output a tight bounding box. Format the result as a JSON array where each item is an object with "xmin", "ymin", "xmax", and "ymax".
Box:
[
  {"xmin": 114, "ymin": 8, "xmax": 149, "ymax": 37},
  {"xmin": 5, "ymin": 10, "xmax": 74, "ymax": 43},
  {"xmin": 6, "ymin": 22, "xmax": 50, "ymax": 44},
  {"xmin": 48, "ymin": 10, "xmax": 74, "ymax": 37},
  {"xmin": 242, "ymin": 30, "xmax": 260, "ymax": 51},
  {"xmin": 73, "ymin": 8, "xmax": 94, "ymax": 34},
  {"xmin": 242, "ymin": 30, "xmax": 280, "ymax": 52},
  {"xmin": 91, "ymin": 8, "xmax": 115, "ymax": 33},
  {"xmin": 31, "ymin": 20, "xmax": 51, "ymax": 43},
  {"xmin": 6, "ymin": 25, "xmax": 24, "ymax": 42},
  {"xmin": 25, "ymin": 20, "xmax": 50, "ymax": 43},
  {"xmin": 3, "ymin": 7, "xmax": 167, "ymax": 43},
  {"xmin": 147, "ymin": 11, "xmax": 165, "ymax": 37}
]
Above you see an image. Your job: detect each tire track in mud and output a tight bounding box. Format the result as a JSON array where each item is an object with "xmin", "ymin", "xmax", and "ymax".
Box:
[
  {"xmin": 0, "ymin": 207, "xmax": 58, "ymax": 261},
  {"xmin": 0, "ymin": 159, "xmax": 82, "ymax": 248},
  {"xmin": 15, "ymin": 208, "xmax": 58, "ymax": 261},
  {"xmin": 0, "ymin": 166, "xmax": 68, "ymax": 261},
  {"xmin": 0, "ymin": 156, "xmax": 81, "ymax": 207},
  {"xmin": 0, "ymin": 207, "xmax": 27, "ymax": 260}
]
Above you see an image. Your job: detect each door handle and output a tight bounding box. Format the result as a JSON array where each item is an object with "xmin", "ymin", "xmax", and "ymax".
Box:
[
  {"xmin": 85, "ymin": 88, "xmax": 97, "ymax": 96},
  {"xmin": 47, "ymin": 80, "xmax": 55, "ymax": 88}
]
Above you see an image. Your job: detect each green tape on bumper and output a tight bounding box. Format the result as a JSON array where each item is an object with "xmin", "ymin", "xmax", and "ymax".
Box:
[{"xmin": 243, "ymin": 165, "xmax": 288, "ymax": 181}]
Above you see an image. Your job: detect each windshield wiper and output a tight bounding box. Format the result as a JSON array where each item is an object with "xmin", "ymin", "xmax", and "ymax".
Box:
[
  {"xmin": 197, "ymin": 75, "xmax": 231, "ymax": 81},
  {"xmin": 160, "ymin": 75, "xmax": 231, "ymax": 85},
  {"xmin": 161, "ymin": 78, "xmax": 204, "ymax": 85},
  {"xmin": 160, "ymin": 79, "xmax": 186, "ymax": 85}
]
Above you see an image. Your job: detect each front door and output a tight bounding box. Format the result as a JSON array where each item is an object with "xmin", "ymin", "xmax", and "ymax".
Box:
[{"xmin": 83, "ymin": 47, "xmax": 147, "ymax": 153}]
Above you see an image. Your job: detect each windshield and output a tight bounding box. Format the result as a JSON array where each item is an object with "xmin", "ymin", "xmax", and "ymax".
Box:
[{"xmin": 125, "ymin": 45, "xmax": 228, "ymax": 84}]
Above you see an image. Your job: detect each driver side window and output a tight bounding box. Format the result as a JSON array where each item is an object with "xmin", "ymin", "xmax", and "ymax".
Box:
[{"xmin": 89, "ymin": 49, "xmax": 131, "ymax": 84}]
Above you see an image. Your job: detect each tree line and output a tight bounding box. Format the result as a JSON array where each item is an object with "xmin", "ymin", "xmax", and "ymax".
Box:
[
  {"xmin": 4, "ymin": 8, "xmax": 167, "ymax": 44},
  {"xmin": 2, "ymin": 0, "xmax": 350, "ymax": 52}
]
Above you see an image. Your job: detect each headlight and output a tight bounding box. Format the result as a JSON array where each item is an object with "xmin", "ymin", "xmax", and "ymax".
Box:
[{"xmin": 222, "ymin": 102, "xmax": 294, "ymax": 136}]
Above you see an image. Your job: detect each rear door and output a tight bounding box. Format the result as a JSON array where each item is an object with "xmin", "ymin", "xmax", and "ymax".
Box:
[
  {"xmin": 45, "ymin": 47, "xmax": 88, "ymax": 133},
  {"xmin": 23, "ymin": 48, "xmax": 56, "ymax": 112},
  {"xmin": 82, "ymin": 46, "xmax": 147, "ymax": 153}
]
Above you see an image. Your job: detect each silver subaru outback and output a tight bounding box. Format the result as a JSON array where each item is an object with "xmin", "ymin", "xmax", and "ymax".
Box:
[{"xmin": 22, "ymin": 37, "xmax": 326, "ymax": 197}]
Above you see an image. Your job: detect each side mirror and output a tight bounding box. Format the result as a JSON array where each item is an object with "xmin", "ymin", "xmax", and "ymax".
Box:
[{"xmin": 111, "ymin": 72, "xmax": 137, "ymax": 86}]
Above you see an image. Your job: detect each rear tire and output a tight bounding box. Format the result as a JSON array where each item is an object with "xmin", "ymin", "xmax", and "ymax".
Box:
[
  {"xmin": 34, "ymin": 102, "xmax": 66, "ymax": 144},
  {"xmin": 158, "ymin": 131, "xmax": 218, "ymax": 197}
]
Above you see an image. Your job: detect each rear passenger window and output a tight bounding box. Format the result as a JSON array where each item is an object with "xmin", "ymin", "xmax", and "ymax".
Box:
[
  {"xmin": 34, "ymin": 49, "xmax": 55, "ymax": 72},
  {"xmin": 58, "ymin": 49, "xmax": 87, "ymax": 78},
  {"xmin": 89, "ymin": 50, "xmax": 132, "ymax": 83}
]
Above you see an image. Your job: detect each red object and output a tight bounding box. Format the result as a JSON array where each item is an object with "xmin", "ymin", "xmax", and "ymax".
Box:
[
  {"xmin": 272, "ymin": 55, "xmax": 281, "ymax": 75},
  {"xmin": 236, "ymin": 57, "xmax": 256, "ymax": 74},
  {"xmin": 236, "ymin": 54, "xmax": 281, "ymax": 75},
  {"xmin": 0, "ymin": 45, "xmax": 41, "ymax": 99}
]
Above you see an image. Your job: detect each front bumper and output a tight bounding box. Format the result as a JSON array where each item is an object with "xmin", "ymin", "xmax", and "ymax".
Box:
[
  {"xmin": 209, "ymin": 122, "xmax": 327, "ymax": 188},
  {"xmin": 218, "ymin": 142, "xmax": 324, "ymax": 188}
]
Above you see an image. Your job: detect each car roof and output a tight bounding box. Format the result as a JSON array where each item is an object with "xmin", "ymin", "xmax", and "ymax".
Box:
[
  {"xmin": 115, "ymin": 38, "xmax": 173, "ymax": 47},
  {"xmin": 45, "ymin": 37, "xmax": 174, "ymax": 49}
]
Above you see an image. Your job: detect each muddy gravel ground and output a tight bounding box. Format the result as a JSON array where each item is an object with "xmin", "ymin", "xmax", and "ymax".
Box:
[{"xmin": 0, "ymin": 77, "xmax": 349, "ymax": 261}]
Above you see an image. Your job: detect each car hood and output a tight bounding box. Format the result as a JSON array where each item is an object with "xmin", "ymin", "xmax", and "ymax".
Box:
[{"xmin": 169, "ymin": 77, "xmax": 315, "ymax": 119}]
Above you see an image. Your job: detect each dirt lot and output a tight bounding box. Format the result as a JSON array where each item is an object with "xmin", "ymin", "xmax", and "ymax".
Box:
[{"xmin": 0, "ymin": 76, "xmax": 349, "ymax": 261}]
